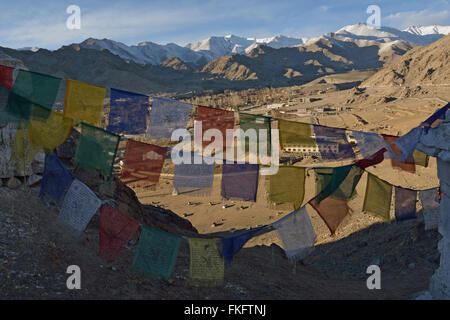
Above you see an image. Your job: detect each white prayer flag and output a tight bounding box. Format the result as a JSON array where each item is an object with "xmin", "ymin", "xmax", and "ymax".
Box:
[
  {"xmin": 273, "ymin": 206, "xmax": 316, "ymax": 262},
  {"xmin": 419, "ymin": 188, "xmax": 440, "ymax": 230},
  {"xmin": 57, "ymin": 179, "xmax": 102, "ymax": 231}
]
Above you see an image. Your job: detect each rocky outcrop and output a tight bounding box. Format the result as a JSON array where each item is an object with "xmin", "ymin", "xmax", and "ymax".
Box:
[{"xmin": 417, "ymin": 108, "xmax": 450, "ymax": 299}]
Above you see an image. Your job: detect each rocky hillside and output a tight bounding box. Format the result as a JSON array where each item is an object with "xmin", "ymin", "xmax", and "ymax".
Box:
[{"xmin": 362, "ymin": 34, "xmax": 450, "ymax": 87}]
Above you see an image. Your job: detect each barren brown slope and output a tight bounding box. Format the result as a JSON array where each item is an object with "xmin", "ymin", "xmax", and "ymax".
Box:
[{"xmin": 363, "ymin": 34, "xmax": 450, "ymax": 87}]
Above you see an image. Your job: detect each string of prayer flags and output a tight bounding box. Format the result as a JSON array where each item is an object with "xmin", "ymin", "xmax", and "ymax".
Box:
[
  {"xmin": 108, "ymin": 88, "xmax": 149, "ymax": 135},
  {"xmin": 312, "ymin": 125, "xmax": 355, "ymax": 160},
  {"xmin": 363, "ymin": 173, "xmax": 393, "ymax": 222},
  {"xmin": 221, "ymin": 163, "xmax": 259, "ymax": 202},
  {"xmin": 28, "ymin": 105, "xmax": 73, "ymax": 153},
  {"xmin": 12, "ymin": 70, "xmax": 61, "ymax": 110},
  {"xmin": 0, "ymin": 65, "xmax": 14, "ymax": 90},
  {"xmin": 196, "ymin": 106, "xmax": 235, "ymax": 151},
  {"xmin": 39, "ymin": 153, "xmax": 75, "ymax": 205},
  {"xmin": 173, "ymin": 152, "xmax": 215, "ymax": 196},
  {"xmin": 221, "ymin": 226, "xmax": 265, "ymax": 264},
  {"xmin": 273, "ymin": 206, "xmax": 316, "ymax": 262},
  {"xmin": 413, "ymin": 149, "xmax": 429, "ymax": 168},
  {"xmin": 57, "ymin": 179, "xmax": 102, "ymax": 232},
  {"xmin": 120, "ymin": 139, "xmax": 167, "ymax": 186},
  {"xmin": 278, "ymin": 119, "xmax": 316, "ymax": 150},
  {"xmin": 382, "ymin": 134, "xmax": 416, "ymax": 173},
  {"xmin": 147, "ymin": 97, "xmax": 193, "ymax": 141},
  {"xmin": 419, "ymin": 188, "xmax": 440, "ymax": 230},
  {"xmin": 267, "ymin": 166, "xmax": 306, "ymax": 210},
  {"xmin": 75, "ymin": 122, "xmax": 120, "ymax": 177},
  {"xmin": 133, "ymin": 226, "xmax": 181, "ymax": 281},
  {"xmin": 99, "ymin": 204, "xmax": 139, "ymax": 262},
  {"xmin": 64, "ymin": 79, "xmax": 106, "ymax": 126},
  {"xmin": 309, "ymin": 165, "xmax": 363, "ymax": 234},
  {"xmin": 188, "ymin": 237, "xmax": 224, "ymax": 287},
  {"xmin": 394, "ymin": 187, "xmax": 418, "ymax": 223},
  {"xmin": 238, "ymin": 113, "xmax": 271, "ymax": 156}
]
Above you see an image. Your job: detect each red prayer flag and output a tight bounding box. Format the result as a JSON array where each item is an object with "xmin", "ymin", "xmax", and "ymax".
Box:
[
  {"xmin": 354, "ymin": 148, "xmax": 386, "ymax": 169},
  {"xmin": 0, "ymin": 65, "xmax": 14, "ymax": 90},
  {"xmin": 121, "ymin": 139, "xmax": 167, "ymax": 185},
  {"xmin": 99, "ymin": 204, "xmax": 140, "ymax": 262},
  {"xmin": 196, "ymin": 106, "xmax": 234, "ymax": 150}
]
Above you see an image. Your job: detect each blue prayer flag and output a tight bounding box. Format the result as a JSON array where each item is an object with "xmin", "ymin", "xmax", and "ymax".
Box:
[
  {"xmin": 221, "ymin": 226, "xmax": 265, "ymax": 264},
  {"xmin": 221, "ymin": 163, "xmax": 259, "ymax": 202},
  {"xmin": 40, "ymin": 153, "xmax": 75, "ymax": 205},
  {"xmin": 108, "ymin": 88, "xmax": 150, "ymax": 135},
  {"xmin": 394, "ymin": 187, "xmax": 417, "ymax": 223},
  {"xmin": 147, "ymin": 97, "xmax": 193, "ymax": 140}
]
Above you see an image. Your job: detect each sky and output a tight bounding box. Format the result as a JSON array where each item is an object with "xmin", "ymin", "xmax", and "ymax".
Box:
[{"xmin": 0, "ymin": 0, "xmax": 449, "ymax": 49}]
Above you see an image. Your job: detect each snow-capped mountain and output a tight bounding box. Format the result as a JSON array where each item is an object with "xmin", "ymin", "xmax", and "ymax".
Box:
[
  {"xmin": 403, "ymin": 25, "xmax": 450, "ymax": 36},
  {"xmin": 332, "ymin": 23, "xmax": 449, "ymax": 45},
  {"xmin": 39, "ymin": 23, "xmax": 450, "ymax": 67}
]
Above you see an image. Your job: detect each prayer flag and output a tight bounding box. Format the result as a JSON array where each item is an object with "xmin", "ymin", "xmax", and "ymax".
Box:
[
  {"xmin": 394, "ymin": 187, "xmax": 417, "ymax": 223},
  {"xmin": 313, "ymin": 125, "xmax": 355, "ymax": 160},
  {"xmin": 352, "ymin": 131, "xmax": 392, "ymax": 159},
  {"xmin": 278, "ymin": 119, "xmax": 316, "ymax": 151},
  {"xmin": 40, "ymin": 153, "xmax": 75, "ymax": 205},
  {"xmin": 363, "ymin": 173, "xmax": 393, "ymax": 222},
  {"xmin": 221, "ymin": 163, "xmax": 259, "ymax": 202},
  {"xmin": 28, "ymin": 105, "xmax": 73, "ymax": 153},
  {"xmin": 173, "ymin": 152, "xmax": 215, "ymax": 196},
  {"xmin": 0, "ymin": 65, "xmax": 14, "ymax": 90},
  {"xmin": 309, "ymin": 165, "xmax": 363, "ymax": 234},
  {"xmin": 196, "ymin": 106, "xmax": 234, "ymax": 150},
  {"xmin": 382, "ymin": 134, "xmax": 416, "ymax": 173},
  {"xmin": 12, "ymin": 70, "xmax": 61, "ymax": 109},
  {"xmin": 419, "ymin": 188, "xmax": 440, "ymax": 230},
  {"xmin": 391, "ymin": 127, "xmax": 423, "ymax": 162},
  {"xmin": 273, "ymin": 206, "xmax": 316, "ymax": 262},
  {"xmin": 221, "ymin": 226, "xmax": 265, "ymax": 264},
  {"xmin": 120, "ymin": 139, "xmax": 167, "ymax": 185},
  {"xmin": 108, "ymin": 88, "xmax": 150, "ymax": 135},
  {"xmin": 413, "ymin": 149, "xmax": 429, "ymax": 167},
  {"xmin": 267, "ymin": 166, "xmax": 306, "ymax": 210},
  {"xmin": 99, "ymin": 204, "xmax": 139, "ymax": 262},
  {"xmin": 188, "ymin": 238, "xmax": 224, "ymax": 287},
  {"xmin": 133, "ymin": 226, "xmax": 181, "ymax": 280},
  {"xmin": 238, "ymin": 113, "xmax": 271, "ymax": 156},
  {"xmin": 147, "ymin": 97, "xmax": 193, "ymax": 140},
  {"xmin": 57, "ymin": 179, "xmax": 102, "ymax": 232},
  {"xmin": 64, "ymin": 79, "xmax": 106, "ymax": 126},
  {"xmin": 9, "ymin": 128, "xmax": 40, "ymax": 172},
  {"xmin": 75, "ymin": 122, "xmax": 120, "ymax": 177}
]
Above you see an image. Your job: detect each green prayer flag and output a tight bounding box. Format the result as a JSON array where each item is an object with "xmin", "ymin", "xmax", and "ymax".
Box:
[
  {"xmin": 413, "ymin": 149, "xmax": 429, "ymax": 167},
  {"xmin": 278, "ymin": 119, "xmax": 316, "ymax": 149},
  {"xmin": 268, "ymin": 166, "xmax": 306, "ymax": 210},
  {"xmin": 12, "ymin": 70, "xmax": 61, "ymax": 110},
  {"xmin": 363, "ymin": 173, "xmax": 393, "ymax": 222},
  {"xmin": 75, "ymin": 123, "xmax": 120, "ymax": 177},
  {"xmin": 239, "ymin": 113, "xmax": 271, "ymax": 156},
  {"xmin": 133, "ymin": 226, "xmax": 181, "ymax": 281}
]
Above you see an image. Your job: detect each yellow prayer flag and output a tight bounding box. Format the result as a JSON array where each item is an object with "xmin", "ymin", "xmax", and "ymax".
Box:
[
  {"xmin": 64, "ymin": 79, "xmax": 106, "ymax": 126},
  {"xmin": 10, "ymin": 128, "xmax": 40, "ymax": 173},
  {"xmin": 363, "ymin": 173, "xmax": 393, "ymax": 222},
  {"xmin": 188, "ymin": 238, "xmax": 224, "ymax": 287},
  {"xmin": 28, "ymin": 107, "xmax": 73, "ymax": 152}
]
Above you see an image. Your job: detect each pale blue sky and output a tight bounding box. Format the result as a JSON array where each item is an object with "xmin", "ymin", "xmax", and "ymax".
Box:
[{"xmin": 0, "ymin": 0, "xmax": 448, "ymax": 49}]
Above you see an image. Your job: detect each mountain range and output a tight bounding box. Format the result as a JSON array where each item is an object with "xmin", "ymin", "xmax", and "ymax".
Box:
[{"xmin": 0, "ymin": 23, "xmax": 449, "ymax": 95}]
